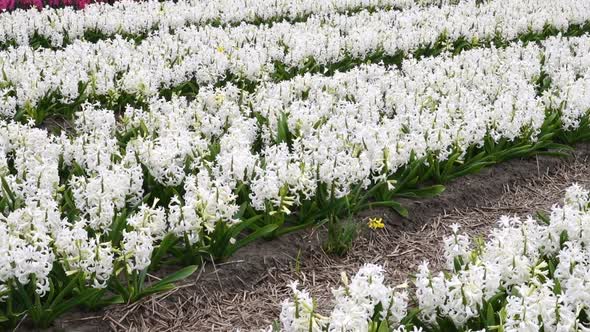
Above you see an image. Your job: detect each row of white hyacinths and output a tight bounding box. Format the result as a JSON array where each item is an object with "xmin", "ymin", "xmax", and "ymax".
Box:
[
  {"xmin": 122, "ymin": 33, "xmax": 590, "ymax": 203},
  {"xmin": 0, "ymin": 0, "xmax": 454, "ymax": 48},
  {"xmin": 1, "ymin": 0, "xmax": 590, "ymax": 118},
  {"xmin": 273, "ymin": 184, "xmax": 590, "ymax": 332}
]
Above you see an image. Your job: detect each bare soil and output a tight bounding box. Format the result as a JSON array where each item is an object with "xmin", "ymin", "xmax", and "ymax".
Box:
[{"xmin": 24, "ymin": 143, "xmax": 590, "ymax": 332}]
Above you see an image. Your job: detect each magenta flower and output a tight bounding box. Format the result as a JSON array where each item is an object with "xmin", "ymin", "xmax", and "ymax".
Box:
[
  {"xmin": 0, "ymin": 0, "xmax": 16, "ymax": 11},
  {"xmin": 0, "ymin": 0, "xmax": 127, "ymax": 12},
  {"xmin": 75, "ymin": 0, "xmax": 90, "ymax": 9}
]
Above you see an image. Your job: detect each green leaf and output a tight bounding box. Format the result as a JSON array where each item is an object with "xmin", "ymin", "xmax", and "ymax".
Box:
[
  {"xmin": 230, "ymin": 215, "xmax": 264, "ymax": 238},
  {"xmin": 359, "ymin": 181, "xmax": 389, "ymax": 205},
  {"xmin": 559, "ymin": 230, "xmax": 569, "ymax": 248},
  {"xmin": 554, "ymin": 277, "xmax": 562, "ymax": 295},
  {"xmin": 392, "ymin": 203, "xmax": 409, "ymax": 218},
  {"xmin": 436, "ymin": 316, "xmax": 458, "ymax": 331},
  {"xmin": 14, "ymin": 281, "xmax": 33, "ymax": 308},
  {"xmin": 110, "ymin": 209, "xmax": 128, "ymax": 245},
  {"xmin": 150, "ymin": 233, "xmax": 179, "ymax": 268},
  {"xmin": 442, "ymin": 151, "xmax": 462, "ymax": 178},
  {"xmin": 400, "ymin": 308, "xmax": 420, "ymax": 325},
  {"xmin": 108, "ymin": 277, "xmax": 129, "ymax": 300},
  {"xmin": 547, "ymin": 258, "xmax": 556, "ymax": 276},
  {"xmin": 542, "ymin": 142, "xmax": 573, "ymax": 151},
  {"xmin": 486, "ymin": 302, "xmax": 496, "ymax": 327},
  {"xmin": 536, "ymin": 150, "xmax": 571, "ymax": 158},
  {"xmin": 535, "ymin": 211, "xmax": 550, "ymax": 225},
  {"xmin": 275, "ymin": 218, "xmax": 320, "ymax": 236},
  {"xmin": 63, "ymin": 189, "xmax": 76, "ymax": 210},
  {"xmin": 141, "ymin": 265, "xmax": 198, "ymax": 297},
  {"xmin": 81, "ymin": 289, "xmax": 116, "ymax": 310},
  {"xmin": 233, "ymin": 202, "xmax": 248, "ymax": 220},
  {"xmin": 395, "ymin": 157, "xmax": 424, "ymax": 191},
  {"xmin": 235, "ymin": 223, "xmax": 279, "ymax": 250},
  {"xmin": 360, "ymin": 200, "xmax": 409, "ymax": 218},
  {"xmin": 49, "ymin": 274, "xmax": 82, "ymax": 309},
  {"xmin": 397, "ymin": 185, "xmax": 446, "ymax": 198},
  {"xmin": 447, "ymin": 161, "xmax": 495, "ymax": 181},
  {"xmin": 137, "ymin": 268, "xmax": 148, "ymax": 293},
  {"xmin": 487, "ymin": 292, "xmax": 507, "ymax": 308},
  {"xmin": 377, "ymin": 320, "xmax": 390, "ymax": 332},
  {"xmin": 276, "ymin": 112, "xmax": 291, "ymax": 144},
  {"xmin": 135, "ymin": 284, "xmax": 176, "ymax": 300},
  {"xmin": 100, "ymin": 295, "xmax": 125, "ymax": 306},
  {"xmin": 498, "ymin": 144, "xmax": 535, "ymax": 160},
  {"xmin": 48, "ymin": 289, "xmax": 102, "ymax": 323},
  {"xmin": 453, "ymin": 256, "xmax": 463, "ymax": 272},
  {"xmin": 0, "ymin": 177, "xmax": 16, "ymax": 205},
  {"xmin": 139, "ymin": 120, "xmax": 149, "ymax": 137}
]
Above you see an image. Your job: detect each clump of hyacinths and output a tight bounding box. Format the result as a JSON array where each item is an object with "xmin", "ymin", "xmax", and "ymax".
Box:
[
  {"xmin": 273, "ymin": 184, "xmax": 590, "ymax": 331},
  {"xmin": 274, "ymin": 264, "xmax": 413, "ymax": 332},
  {"xmin": 0, "ymin": 115, "xmax": 200, "ymax": 329}
]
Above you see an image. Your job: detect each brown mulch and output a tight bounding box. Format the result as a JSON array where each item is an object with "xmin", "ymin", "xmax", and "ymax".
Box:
[{"xmin": 43, "ymin": 144, "xmax": 590, "ymax": 332}]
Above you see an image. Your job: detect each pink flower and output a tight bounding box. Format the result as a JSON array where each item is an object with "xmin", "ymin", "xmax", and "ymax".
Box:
[
  {"xmin": 75, "ymin": 0, "xmax": 89, "ymax": 9},
  {"xmin": 0, "ymin": 0, "xmax": 16, "ymax": 11},
  {"xmin": 0, "ymin": 0, "xmax": 127, "ymax": 12}
]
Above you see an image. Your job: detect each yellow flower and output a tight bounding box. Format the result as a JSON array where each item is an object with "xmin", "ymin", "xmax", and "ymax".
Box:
[
  {"xmin": 216, "ymin": 45, "xmax": 225, "ymax": 53},
  {"xmin": 214, "ymin": 93, "xmax": 225, "ymax": 105},
  {"xmin": 368, "ymin": 217, "xmax": 385, "ymax": 230}
]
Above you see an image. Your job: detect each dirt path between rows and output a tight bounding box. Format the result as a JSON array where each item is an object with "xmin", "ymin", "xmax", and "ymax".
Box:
[{"xmin": 41, "ymin": 143, "xmax": 590, "ymax": 332}]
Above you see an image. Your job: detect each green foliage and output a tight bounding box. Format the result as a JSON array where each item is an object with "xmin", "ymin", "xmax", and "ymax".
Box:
[
  {"xmin": 108, "ymin": 265, "xmax": 198, "ymax": 304},
  {"xmin": 0, "ymin": 270, "xmax": 104, "ymax": 329},
  {"xmin": 323, "ymin": 216, "xmax": 359, "ymax": 256}
]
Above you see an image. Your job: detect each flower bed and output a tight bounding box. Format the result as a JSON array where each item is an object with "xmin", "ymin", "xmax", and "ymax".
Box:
[{"xmin": 274, "ymin": 184, "xmax": 590, "ymax": 331}]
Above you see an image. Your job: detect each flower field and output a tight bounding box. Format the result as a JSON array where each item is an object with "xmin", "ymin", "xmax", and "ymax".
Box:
[{"xmin": 1, "ymin": 0, "xmax": 590, "ymax": 330}]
